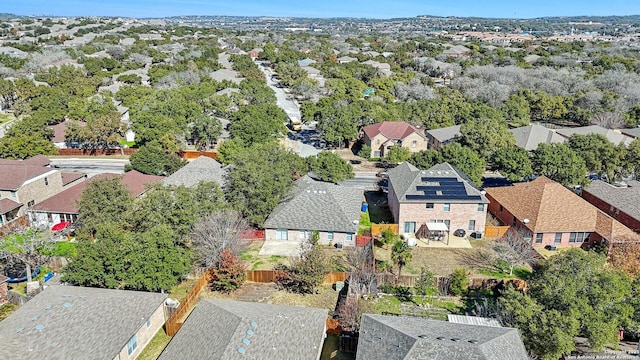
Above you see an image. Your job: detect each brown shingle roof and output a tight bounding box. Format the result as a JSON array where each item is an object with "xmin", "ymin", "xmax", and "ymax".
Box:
[
  {"xmin": 0, "ymin": 198, "xmax": 22, "ymax": 215},
  {"xmin": 0, "ymin": 164, "xmax": 55, "ymax": 191},
  {"xmin": 61, "ymin": 172, "xmax": 86, "ymax": 186},
  {"xmin": 121, "ymin": 170, "xmax": 163, "ymax": 197},
  {"xmin": 363, "ymin": 121, "xmax": 423, "ymax": 141}
]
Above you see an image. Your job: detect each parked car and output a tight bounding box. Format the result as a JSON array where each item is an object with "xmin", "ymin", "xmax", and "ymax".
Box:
[
  {"xmin": 378, "ymin": 178, "xmax": 389, "ymax": 193},
  {"xmin": 470, "ymin": 231, "xmax": 483, "ymax": 239},
  {"xmin": 454, "ymin": 229, "xmax": 466, "ymax": 237}
]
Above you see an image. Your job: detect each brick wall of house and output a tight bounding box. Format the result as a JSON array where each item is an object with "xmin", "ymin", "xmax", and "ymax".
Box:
[
  {"xmin": 16, "ymin": 170, "xmax": 64, "ymax": 216},
  {"xmin": 388, "ymin": 185, "xmax": 400, "ymax": 223},
  {"xmin": 0, "ymin": 281, "xmax": 7, "ymax": 304},
  {"xmin": 113, "ymin": 302, "xmax": 166, "ymax": 360},
  {"xmin": 398, "ymin": 132, "xmax": 428, "ymax": 154},
  {"xmin": 582, "ymin": 190, "xmax": 640, "ymax": 232},
  {"xmin": 264, "ymin": 228, "xmax": 356, "ymax": 247},
  {"xmin": 397, "ymin": 202, "xmax": 487, "ymax": 235}
]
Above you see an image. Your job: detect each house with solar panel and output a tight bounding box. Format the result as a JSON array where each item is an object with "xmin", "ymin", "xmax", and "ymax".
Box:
[
  {"xmin": 386, "ymin": 162, "xmax": 489, "ymax": 242},
  {"xmin": 0, "ymin": 285, "xmax": 168, "ymax": 360},
  {"xmin": 158, "ymin": 299, "xmax": 327, "ymax": 360}
]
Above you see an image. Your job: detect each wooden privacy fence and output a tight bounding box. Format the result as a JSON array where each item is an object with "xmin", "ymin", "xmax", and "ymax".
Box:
[
  {"xmin": 484, "ymin": 226, "xmax": 510, "ymax": 239},
  {"xmin": 244, "ymin": 270, "xmax": 349, "ymax": 284},
  {"xmin": 355, "ymin": 235, "xmax": 372, "ymax": 247},
  {"xmin": 178, "ymin": 150, "xmax": 218, "ymax": 160},
  {"xmin": 165, "ymin": 270, "xmax": 212, "ymax": 337},
  {"xmin": 0, "ymin": 216, "xmax": 29, "ymax": 237},
  {"xmin": 57, "ymin": 148, "xmax": 138, "ymax": 156},
  {"xmin": 371, "ymin": 224, "xmax": 398, "ymax": 236}
]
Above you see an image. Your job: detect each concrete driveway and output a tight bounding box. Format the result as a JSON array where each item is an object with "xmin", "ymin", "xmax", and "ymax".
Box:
[{"xmin": 258, "ymin": 241, "xmax": 304, "ymax": 257}]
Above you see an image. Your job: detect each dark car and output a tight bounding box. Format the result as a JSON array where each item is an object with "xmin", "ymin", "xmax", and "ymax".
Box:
[
  {"xmin": 454, "ymin": 229, "xmax": 466, "ymax": 237},
  {"xmin": 470, "ymin": 231, "xmax": 484, "ymax": 239}
]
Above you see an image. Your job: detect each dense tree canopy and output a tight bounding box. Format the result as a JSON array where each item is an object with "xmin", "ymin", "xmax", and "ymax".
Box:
[
  {"xmin": 492, "ymin": 146, "xmax": 533, "ymax": 181},
  {"xmin": 128, "ymin": 141, "xmax": 186, "ymax": 176},
  {"xmin": 531, "ymin": 143, "xmax": 587, "ymax": 186},
  {"xmin": 307, "ymin": 151, "xmax": 354, "ymax": 183}
]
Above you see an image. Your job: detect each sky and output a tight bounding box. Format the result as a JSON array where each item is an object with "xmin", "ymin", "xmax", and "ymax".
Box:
[{"xmin": 4, "ymin": 0, "xmax": 640, "ymax": 19}]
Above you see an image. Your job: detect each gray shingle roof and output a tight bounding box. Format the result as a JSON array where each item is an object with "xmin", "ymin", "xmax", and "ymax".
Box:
[
  {"xmin": 0, "ymin": 285, "xmax": 166, "ymax": 360},
  {"xmin": 159, "ymin": 299, "xmax": 327, "ymax": 360},
  {"xmin": 356, "ymin": 314, "xmax": 529, "ymax": 360},
  {"xmin": 264, "ymin": 175, "xmax": 363, "ymax": 233},
  {"xmin": 584, "ymin": 180, "xmax": 640, "ymax": 221},
  {"xmin": 427, "ymin": 125, "xmax": 461, "ymax": 143},
  {"xmin": 162, "ymin": 156, "xmax": 227, "ymax": 188},
  {"xmin": 510, "ymin": 124, "xmax": 566, "ymax": 151},
  {"xmin": 620, "ymin": 128, "xmax": 640, "ymax": 139},
  {"xmin": 555, "ymin": 125, "xmax": 633, "ymax": 146},
  {"xmin": 387, "ymin": 162, "xmax": 488, "ymax": 204}
]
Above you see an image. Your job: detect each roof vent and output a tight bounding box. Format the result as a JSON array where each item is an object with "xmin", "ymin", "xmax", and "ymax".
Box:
[
  {"xmin": 35, "ymin": 324, "xmax": 45, "ymax": 331},
  {"xmin": 250, "ymin": 321, "xmax": 258, "ymax": 328},
  {"xmin": 451, "ymin": 338, "xmax": 461, "ymax": 342},
  {"xmin": 63, "ymin": 302, "xmax": 72, "ymax": 308},
  {"xmin": 16, "ymin": 327, "xmax": 24, "ymax": 333},
  {"xmin": 468, "ymin": 340, "xmax": 479, "ymax": 344},
  {"xmin": 246, "ymin": 329, "xmax": 254, "ymax": 337},
  {"xmin": 237, "ymin": 347, "xmax": 246, "ymax": 354},
  {"xmin": 436, "ymin": 336, "xmax": 446, "ymax": 340},
  {"xmin": 417, "ymin": 335, "xmax": 428, "ymax": 338},
  {"xmin": 242, "ymin": 338, "xmax": 250, "ymax": 345},
  {"xmin": 421, "ymin": 171, "xmax": 426, "ymax": 174},
  {"xmin": 45, "ymin": 304, "xmax": 52, "ymax": 310},
  {"xmin": 31, "ymin": 316, "xmax": 38, "ymax": 321}
]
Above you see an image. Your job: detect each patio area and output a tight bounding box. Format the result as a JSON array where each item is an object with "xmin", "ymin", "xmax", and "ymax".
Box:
[
  {"xmin": 258, "ymin": 240, "xmax": 305, "ymax": 257},
  {"xmin": 406, "ymin": 233, "xmax": 472, "ymax": 249}
]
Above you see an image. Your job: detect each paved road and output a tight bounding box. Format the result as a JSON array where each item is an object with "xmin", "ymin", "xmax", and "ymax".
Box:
[
  {"xmin": 340, "ymin": 172, "xmax": 380, "ymax": 191},
  {"xmin": 260, "ymin": 65, "xmax": 302, "ymax": 123},
  {"xmin": 0, "ymin": 118, "xmax": 16, "ymax": 138},
  {"xmin": 49, "ymin": 158, "xmax": 128, "ymax": 176}
]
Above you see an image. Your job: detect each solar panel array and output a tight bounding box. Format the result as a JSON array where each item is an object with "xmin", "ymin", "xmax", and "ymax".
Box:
[{"xmin": 406, "ymin": 177, "xmax": 482, "ymax": 201}]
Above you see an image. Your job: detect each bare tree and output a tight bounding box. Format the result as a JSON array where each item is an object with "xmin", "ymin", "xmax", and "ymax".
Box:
[
  {"xmin": 336, "ymin": 295, "xmax": 362, "ymax": 333},
  {"xmin": 493, "ymin": 228, "xmax": 538, "ymax": 276},
  {"xmin": 343, "ymin": 243, "xmax": 376, "ymax": 294},
  {"xmin": 190, "ymin": 209, "xmax": 249, "ymax": 267},
  {"xmin": 590, "ymin": 112, "xmax": 625, "ymax": 129},
  {"xmin": 0, "ymin": 229, "xmax": 53, "ymax": 283}
]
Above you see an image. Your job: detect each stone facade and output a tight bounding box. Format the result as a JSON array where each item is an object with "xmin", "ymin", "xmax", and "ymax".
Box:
[
  {"xmin": 364, "ymin": 131, "xmax": 427, "ymax": 158},
  {"xmin": 15, "ymin": 170, "xmax": 64, "ymax": 216},
  {"xmin": 0, "ymin": 277, "xmax": 7, "ymax": 305},
  {"xmin": 264, "ymin": 228, "xmax": 356, "ymax": 247},
  {"xmin": 113, "ymin": 303, "xmax": 166, "ymax": 360}
]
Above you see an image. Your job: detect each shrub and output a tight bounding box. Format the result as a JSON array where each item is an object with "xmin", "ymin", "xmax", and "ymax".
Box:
[
  {"xmin": 358, "ymin": 144, "xmax": 372, "ymax": 159},
  {"xmin": 208, "ymin": 248, "xmax": 246, "ymax": 293},
  {"xmin": 448, "ymin": 267, "xmax": 469, "ymax": 296},
  {"xmin": 275, "ymin": 246, "xmax": 329, "ymax": 294}
]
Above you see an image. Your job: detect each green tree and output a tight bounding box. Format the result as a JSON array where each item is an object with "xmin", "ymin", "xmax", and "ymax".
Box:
[
  {"xmin": 65, "ymin": 112, "xmax": 124, "ymax": 150},
  {"xmin": 531, "ymin": 143, "xmax": 587, "ymax": 186},
  {"xmin": 75, "ymin": 177, "xmax": 132, "ymax": 235},
  {"xmin": 357, "ymin": 144, "xmax": 372, "ymax": 159},
  {"xmin": 459, "ymin": 112, "xmax": 515, "ymax": 160},
  {"xmin": 624, "ymin": 138, "xmax": 640, "ymax": 176},
  {"xmin": 568, "ymin": 134, "xmax": 622, "ymax": 181},
  {"xmin": 228, "ymin": 104, "xmax": 287, "ymax": 146},
  {"xmin": 414, "ymin": 267, "xmax": 437, "ymax": 306},
  {"xmin": 386, "ymin": 146, "xmax": 411, "ymax": 163},
  {"xmin": 128, "ymin": 141, "xmax": 186, "ymax": 176},
  {"xmin": 408, "ymin": 149, "xmax": 443, "ymax": 170},
  {"xmin": 502, "ymin": 93, "xmax": 531, "ymax": 127},
  {"xmin": 441, "ymin": 143, "xmax": 486, "ymax": 187},
  {"xmin": 448, "ymin": 267, "xmax": 469, "ymax": 296},
  {"xmin": 189, "ymin": 114, "xmax": 222, "ymax": 151},
  {"xmin": 274, "ymin": 245, "xmax": 330, "ymax": 294},
  {"xmin": 492, "ymin": 146, "xmax": 533, "ymax": 181},
  {"xmin": 0, "ymin": 118, "xmax": 56, "ymax": 159},
  {"xmin": 307, "ymin": 151, "xmax": 354, "ymax": 183}
]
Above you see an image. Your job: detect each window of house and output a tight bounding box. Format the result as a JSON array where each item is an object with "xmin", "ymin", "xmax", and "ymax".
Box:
[
  {"xmin": 443, "ymin": 203, "xmax": 450, "ymax": 212},
  {"xmin": 299, "ymin": 230, "xmax": 310, "ymax": 239},
  {"xmin": 127, "ymin": 335, "xmax": 138, "ymax": 356},
  {"xmin": 477, "ymin": 203, "xmax": 484, "ymax": 212},
  {"xmin": 444, "ymin": 220, "xmax": 451, "ymax": 229},
  {"xmin": 426, "ymin": 203, "xmax": 434, "ymax": 210},
  {"xmin": 275, "ymin": 229, "xmax": 288, "ymax": 241},
  {"xmin": 584, "ymin": 232, "xmax": 591, "ymax": 242},
  {"xmin": 499, "ymin": 205, "xmax": 503, "ymax": 212},
  {"xmin": 555, "ymin": 233, "xmax": 562, "ymax": 243},
  {"xmin": 512, "ymin": 218, "xmax": 517, "ymax": 227},
  {"xmin": 577, "ymin": 232, "xmax": 584, "ymax": 243},
  {"xmin": 404, "ymin": 222, "xmax": 416, "ymax": 233},
  {"xmin": 327, "ymin": 232, "xmax": 334, "ymax": 241},
  {"xmin": 146, "ymin": 319, "xmax": 151, "ymax": 328},
  {"xmin": 569, "ymin": 232, "xmax": 576, "ymax": 243},
  {"xmin": 411, "ymin": 140, "xmax": 417, "ymax": 148},
  {"xmin": 376, "ymin": 140, "xmax": 380, "ymax": 145},
  {"xmin": 27, "ymin": 200, "xmax": 35, "ymax": 207},
  {"xmin": 535, "ymin": 233, "xmax": 543, "ymax": 243},
  {"xmin": 346, "ymin": 233, "xmax": 354, "ymax": 241},
  {"xmin": 468, "ymin": 220, "xmax": 475, "ymax": 231},
  {"xmin": 373, "ymin": 151, "xmax": 381, "ymax": 158},
  {"xmin": 44, "ymin": 177, "xmax": 48, "ymax": 186},
  {"xmin": 10, "ymin": 191, "xmax": 16, "ymax": 199}
]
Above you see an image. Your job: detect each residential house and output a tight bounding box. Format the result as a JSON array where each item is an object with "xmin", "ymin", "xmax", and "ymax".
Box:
[
  {"xmin": 159, "ymin": 299, "xmax": 327, "ymax": 360},
  {"xmin": 509, "ymin": 124, "xmax": 566, "ymax": 151},
  {"xmin": 356, "ymin": 314, "xmax": 529, "ymax": 360},
  {"xmin": 298, "ymin": 58, "xmax": 317, "ymax": 67},
  {"xmin": 264, "ymin": 176, "xmax": 363, "ymax": 247},
  {"xmin": 362, "ymin": 60, "xmax": 392, "ymax": 76},
  {"xmin": 361, "ymin": 121, "xmax": 427, "ymax": 158},
  {"xmin": 485, "ymin": 176, "xmax": 639, "ymax": 248},
  {"xmin": 48, "ymin": 119, "xmax": 86, "ymax": 149},
  {"xmin": 0, "ymin": 285, "xmax": 167, "ymax": 360},
  {"xmin": 162, "ymin": 156, "xmax": 228, "ymax": 189},
  {"xmin": 582, "ymin": 180, "xmax": 640, "ymax": 232},
  {"xmin": 210, "ymin": 68, "xmax": 243, "ymax": 85},
  {"xmin": 555, "ymin": 125, "xmax": 634, "ymax": 146},
  {"xmin": 0, "ymin": 275, "xmax": 7, "ymax": 305},
  {"xmin": 426, "ymin": 125, "xmax": 461, "ymax": 150},
  {"xmin": 0, "ymin": 156, "xmax": 85, "ymax": 224},
  {"xmin": 249, "ymin": 48, "xmax": 261, "ymax": 59},
  {"xmin": 620, "ymin": 127, "xmax": 640, "ymax": 140},
  {"xmin": 337, "ymin": 56, "xmax": 357, "ymax": 63},
  {"xmin": 28, "ymin": 170, "xmax": 162, "ymax": 229},
  {"xmin": 442, "ymin": 45, "xmax": 471, "ymax": 58},
  {"xmin": 386, "ymin": 162, "xmax": 489, "ymax": 237}
]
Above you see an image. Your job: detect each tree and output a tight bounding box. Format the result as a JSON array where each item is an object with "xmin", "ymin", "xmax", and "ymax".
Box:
[
  {"xmin": 502, "ymin": 93, "xmax": 531, "ymax": 127},
  {"xmin": 414, "ymin": 267, "xmax": 437, "ymax": 306},
  {"xmin": 128, "ymin": 141, "xmax": 186, "ymax": 176},
  {"xmin": 441, "ymin": 143, "xmax": 486, "ymax": 187},
  {"xmin": 531, "ymin": 143, "xmax": 587, "ymax": 186},
  {"xmin": 307, "ymin": 151, "xmax": 354, "ymax": 183},
  {"xmin": 492, "ymin": 228, "xmax": 537, "ymax": 276},
  {"xmin": 208, "ymin": 248, "xmax": 246, "ymax": 293},
  {"xmin": 65, "ymin": 112, "xmax": 124, "ymax": 150},
  {"xmin": 624, "ymin": 138, "xmax": 640, "ymax": 177},
  {"xmin": 459, "ymin": 112, "xmax": 515, "ymax": 160},
  {"xmin": 274, "ymin": 244, "xmax": 330, "ymax": 294},
  {"xmin": 0, "ymin": 229, "xmax": 53, "ymax": 283},
  {"xmin": 189, "ymin": 114, "xmax": 222, "ymax": 151},
  {"xmin": 357, "ymin": 144, "xmax": 371, "ymax": 159},
  {"xmin": 408, "ymin": 149, "xmax": 443, "ymax": 170},
  {"xmin": 228, "ymin": 104, "xmax": 287, "ymax": 146},
  {"xmin": 386, "ymin": 146, "xmax": 411, "ymax": 163},
  {"xmin": 391, "ymin": 240, "xmax": 412, "ymax": 280},
  {"xmin": 0, "ymin": 118, "xmax": 56, "ymax": 159},
  {"xmin": 492, "ymin": 146, "xmax": 533, "ymax": 182},
  {"xmin": 568, "ymin": 133, "xmax": 622, "ymax": 181},
  {"xmin": 75, "ymin": 177, "xmax": 132, "ymax": 235},
  {"xmin": 190, "ymin": 209, "xmax": 249, "ymax": 267},
  {"xmin": 448, "ymin": 267, "xmax": 469, "ymax": 296}
]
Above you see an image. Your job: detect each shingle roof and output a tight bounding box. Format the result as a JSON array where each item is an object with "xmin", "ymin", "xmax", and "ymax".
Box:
[
  {"xmin": 356, "ymin": 314, "xmax": 529, "ymax": 360},
  {"xmin": 426, "ymin": 125, "xmax": 461, "ymax": 143},
  {"xmin": 485, "ymin": 177, "xmax": 639, "ymax": 240},
  {"xmin": 510, "ymin": 124, "xmax": 565, "ymax": 151},
  {"xmin": 0, "ymin": 162, "xmax": 56, "ymax": 191},
  {"xmin": 159, "ymin": 299, "xmax": 327, "ymax": 360},
  {"xmin": 264, "ymin": 175, "xmax": 363, "ymax": 233},
  {"xmin": 387, "ymin": 162, "xmax": 488, "ymax": 204},
  {"xmin": 121, "ymin": 170, "xmax": 164, "ymax": 197},
  {"xmin": 620, "ymin": 128, "xmax": 640, "ymax": 139},
  {"xmin": 0, "ymin": 285, "xmax": 166, "ymax": 360},
  {"xmin": 555, "ymin": 125, "xmax": 633, "ymax": 146},
  {"xmin": 61, "ymin": 172, "xmax": 86, "ymax": 186},
  {"xmin": 0, "ymin": 274, "xmax": 7, "ymax": 284},
  {"xmin": 584, "ymin": 180, "xmax": 640, "ymax": 222},
  {"xmin": 363, "ymin": 121, "xmax": 423, "ymax": 141},
  {"xmin": 162, "ymin": 156, "xmax": 227, "ymax": 188},
  {"xmin": 0, "ymin": 198, "xmax": 22, "ymax": 215}
]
